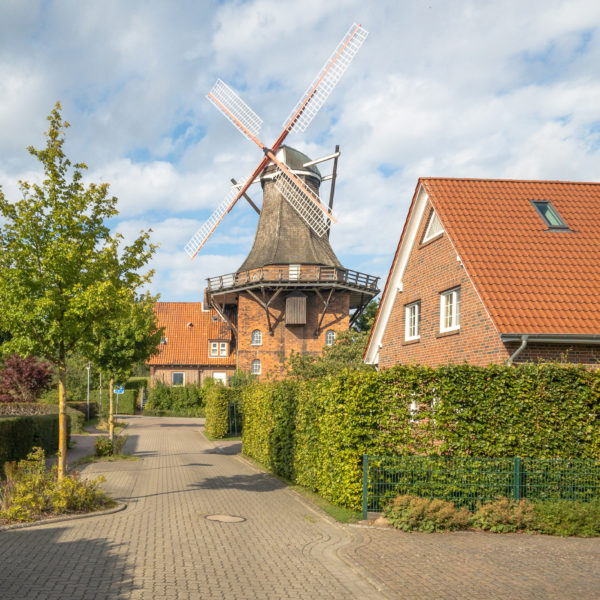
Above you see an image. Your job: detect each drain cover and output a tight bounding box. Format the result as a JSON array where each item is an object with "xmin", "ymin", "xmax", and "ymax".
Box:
[{"xmin": 205, "ymin": 514, "xmax": 246, "ymax": 523}]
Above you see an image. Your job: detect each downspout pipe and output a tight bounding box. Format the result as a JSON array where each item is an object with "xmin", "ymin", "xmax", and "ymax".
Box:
[{"xmin": 507, "ymin": 335, "xmax": 528, "ymax": 366}]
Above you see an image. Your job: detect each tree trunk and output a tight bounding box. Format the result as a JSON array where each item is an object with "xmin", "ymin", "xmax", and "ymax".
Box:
[
  {"xmin": 57, "ymin": 366, "xmax": 68, "ymax": 479},
  {"xmin": 109, "ymin": 376, "xmax": 114, "ymax": 452}
]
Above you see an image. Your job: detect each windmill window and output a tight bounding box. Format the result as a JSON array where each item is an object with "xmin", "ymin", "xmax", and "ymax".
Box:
[
  {"xmin": 251, "ymin": 330, "xmax": 262, "ymax": 346},
  {"xmin": 325, "ymin": 330, "xmax": 336, "ymax": 346},
  {"xmin": 405, "ymin": 301, "xmax": 420, "ymax": 340},
  {"xmin": 171, "ymin": 372, "xmax": 184, "ymax": 386},
  {"xmin": 289, "ymin": 264, "xmax": 301, "ymax": 280},
  {"xmin": 532, "ymin": 201, "xmax": 569, "ymax": 230},
  {"xmin": 422, "ymin": 210, "xmax": 444, "ymax": 243},
  {"xmin": 440, "ymin": 287, "xmax": 460, "ymax": 332},
  {"xmin": 286, "ymin": 293, "xmax": 307, "ymax": 325},
  {"xmin": 251, "ymin": 359, "xmax": 262, "ymax": 375}
]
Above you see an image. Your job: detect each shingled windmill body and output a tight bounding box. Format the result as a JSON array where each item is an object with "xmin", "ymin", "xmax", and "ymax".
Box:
[{"xmin": 186, "ymin": 24, "xmax": 380, "ymax": 377}]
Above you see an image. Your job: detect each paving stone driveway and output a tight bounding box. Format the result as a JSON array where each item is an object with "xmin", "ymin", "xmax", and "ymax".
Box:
[
  {"xmin": 1, "ymin": 416, "xmax": 599, "ymax": 599},
  {"xmin": 0, "ymin": 416, "xmax": 383, "ymax": 600}
]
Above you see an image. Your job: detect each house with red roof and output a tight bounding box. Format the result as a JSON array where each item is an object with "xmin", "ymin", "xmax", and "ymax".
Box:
[
  {"xmin": 148, "ymin": 302, "xmax": 236, "ymax": 387},
  {"xmin": 364, "ymin": 178, "xmax": 600, "ymax": 368}
]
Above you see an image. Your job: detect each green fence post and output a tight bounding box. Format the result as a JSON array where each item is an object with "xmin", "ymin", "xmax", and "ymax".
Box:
[
  {"xmin": 362, "ymin": 455, "xmax": 368, "ymax": 521},
  {"xmin": 513, "ymin": 456, "xmax": 521, "ymax": 500}
]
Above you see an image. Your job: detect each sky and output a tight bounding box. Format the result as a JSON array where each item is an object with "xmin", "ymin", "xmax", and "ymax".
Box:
[{"xmin": 1, "ymin": 0, "xmax": 600, "ymax": 301}]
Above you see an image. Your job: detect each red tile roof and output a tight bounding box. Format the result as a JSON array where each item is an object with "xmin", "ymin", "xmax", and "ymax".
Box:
[
  {"xmin": 421, "ymin": 178, "xmax": 600, "ymax": 334},
  {"xmin": 148, "ymin": 302, "xmax": 235, "ymax": 366}
]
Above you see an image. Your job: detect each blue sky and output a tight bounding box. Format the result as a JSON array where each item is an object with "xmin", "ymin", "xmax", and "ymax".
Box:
[{"xmin": 1, "ymin": 0, "xmax": 600, "ymax": 301}]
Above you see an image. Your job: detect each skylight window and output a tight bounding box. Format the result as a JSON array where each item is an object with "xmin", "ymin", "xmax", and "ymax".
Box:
[
  {"xmin": 532, "ymin": 201, "xmax": 569, "ymax": 230},
  {"xmin": 422, "ymin": 210, "xmax": 444, "ymax": 243}
]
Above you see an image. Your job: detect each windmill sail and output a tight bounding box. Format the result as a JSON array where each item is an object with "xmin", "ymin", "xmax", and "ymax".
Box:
[
  {"xmin": 272, "ymin": 168, "xmax": 333, "ymax": 238},
  {"xmin": 283, "ymin": 23, "xmax": 368, "ymax": 134},
  {"xmin": 184, "ymin": 178, "xmax": 251, "ymax": 258},
  {"xmin": 207, "ymin": 79, "xmax": 263, "ymax": 142}
]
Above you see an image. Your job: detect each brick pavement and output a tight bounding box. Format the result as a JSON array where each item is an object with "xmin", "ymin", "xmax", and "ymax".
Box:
[
  {"xmin": 2, "ymin": 415, "xmax": 600, "ymax": 599},
  {"xmin": 345, "ymin": 525, "xmax": 600, "ymax": 599},
  {"xmin": 0, "ymin": 416, "xmax": 383, "ymax": 600}
]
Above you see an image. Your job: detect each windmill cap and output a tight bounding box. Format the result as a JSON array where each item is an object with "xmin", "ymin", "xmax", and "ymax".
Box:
[{"xmin": 261, "ymin": 145, "xmax": 322, "ymax": 182}]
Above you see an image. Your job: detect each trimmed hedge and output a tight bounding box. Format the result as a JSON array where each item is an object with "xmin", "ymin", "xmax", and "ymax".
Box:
[
  {"xmin": 98, "ymin": 389, "xmax": 136, "ymax": 417},
  {"xmin": 205, "ymin": 384, "xmax": 238, "ymax": 438},
  {"xmin": 241, "ymin": 363, "xmax": 600, "ymax": 511},
  {"xmin": 0, "ymin": 403, "xmax": 86, "ymax": 434},
  {"xmin": 143, "ymin": 383, "xmax": 205, "ymax": 417},
  {"xmin": 0, "ymin": 414, "xmax": 70, "ymax": 475}
]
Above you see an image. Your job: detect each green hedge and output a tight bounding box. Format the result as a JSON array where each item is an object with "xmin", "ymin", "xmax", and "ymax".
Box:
[
  {"xmin": 98, "ymin": 389, "xmax": 136, "ymax": 417},
  {"xmin": 143, "ymin": 383, "xmax": 205, "ymax": 417},
  {"xmin": 241, "ymin": 364, "xmax": 600, "ymax": 511},
  {"xmin": 0, "ymin": 403, "xmax": 86, "ymax": 434},
  {"xmin": 0, "ymin": 414, "xmax": 71, "ymax": 475},
  {"xmin": 205, "ymin": 384, "xmax": 238, "ymax": 438}
]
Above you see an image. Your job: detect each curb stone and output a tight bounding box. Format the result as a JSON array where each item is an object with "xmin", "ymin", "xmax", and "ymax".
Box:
[{"xmin": 0, "ymin": 501, "xmax": 127, "ymax": 532}]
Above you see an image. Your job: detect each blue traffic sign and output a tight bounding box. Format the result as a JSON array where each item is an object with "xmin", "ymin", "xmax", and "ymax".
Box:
[{"xmin": 114, "ymin": 386, "xmax": 125, "ymax": 394}]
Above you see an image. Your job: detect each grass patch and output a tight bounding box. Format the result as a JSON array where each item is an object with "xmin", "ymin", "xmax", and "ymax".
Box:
[
  {"xmin": 203, "ymin": 430, "xmax": 242, "ymax": 442},
  {"xmin": 72, "ymin": 454, "xmax": 140, "ymax": 468}
]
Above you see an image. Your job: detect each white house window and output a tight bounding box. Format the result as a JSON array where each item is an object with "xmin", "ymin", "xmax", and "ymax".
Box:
[
  {"xmin": 405, "ymin": 302, "xmax": 420, "ymax": 340},
  {"xmin": 422, "ymin": 210, "xmax": 444, "ymax": 243},
  {"xmin": 325, "ymin": 330, "xmax": 336, "ymax": 346},
  {"xmin": 219, "ymin": 342, "xmax": 228, "ymax": 357},
  {"xmin": 440, "ymin": 287, "xmax": 460, "ymax": 332},
  {"xmin": 251, "ymin": 330, "xmax": 262, "ymax": 346},
  {"xmin": 251, "ymin": 359, "xmax": 261, "ymax": 375},
  {"xmin": 213, "ymin": 372, "xmax": 227, "ymax": 385},
  {"xmin": 210, "ymin": 342, "xmax": 219, "ymax": 357},
  {"xmin": 171, "ymin": 372, "xmax": 184, "ymax": 386}
]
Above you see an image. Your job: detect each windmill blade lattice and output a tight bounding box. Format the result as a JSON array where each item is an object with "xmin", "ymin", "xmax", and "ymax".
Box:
[
  {"xmin": 207, "ymin": 79, "xmax": 263, "ymax": 141},
  {"xmin": 283, "ymin": 23, "xmax": 368, "ymax": 134},
  {"xmin": 273, "ymin": 168, "xmax": 333, "ymax": 238},
  {"xmin": 184, "ymin": 177, "xmax": 251, "ymax": 259}
]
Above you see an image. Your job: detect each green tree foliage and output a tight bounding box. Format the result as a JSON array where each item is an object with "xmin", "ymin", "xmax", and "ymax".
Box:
[
  {"xmin": 285, "ymin": 330, "xmax": 374, "ymax": 379},
  {"xmin": 352, "ymin": 298, "xmax": 380, "ymax": 332},
  {"xmin": 0, "ymin": 103, "xmax": 156, "ymax": 476}
]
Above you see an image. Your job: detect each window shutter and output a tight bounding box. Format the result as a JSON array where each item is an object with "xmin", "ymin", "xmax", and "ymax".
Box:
[{"xmin": 286, "ymin": 293, "xmax": 307, "ymax": 325}]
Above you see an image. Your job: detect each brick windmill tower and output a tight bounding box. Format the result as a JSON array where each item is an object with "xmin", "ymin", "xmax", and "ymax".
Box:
[{"xmin": 184, "ymin": 24, "xmax": 380, "ymax": 377}]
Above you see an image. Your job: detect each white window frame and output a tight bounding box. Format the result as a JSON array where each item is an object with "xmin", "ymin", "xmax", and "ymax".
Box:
[
  {"xmin": 251, "ymin": 359, "xmax": 261, "ymax": 375},
  {"xmin": 325, "ymin": 330, "xmax": 336, "ymax": 346},
  {"xmin": 404, "ymin": 302, "xmax": 420, "ymax": 341},
  {"xmin": 171, "ymin": 372, "xmax": 185, "ymax": 386},
  {"xmin": 219, "ymin": 342, "xmax": 228, "ymax": 357},
  {"xmin": 210, "ymin": 342, "xmax": 219, "ymax": 357},
  {"xmin": 440, "ymin": 287, "xmax": 460, "ymax": 332},
  {"xmin": 422, "ymin": 210, "xmax": 444, "ymax": 243},
  {"xmin": 251, "ymin": 330, "xmax": 262, "ymax": 346},
  {"xmin": 289, "ymin": 264, "xmax": 301, "ymax": 280}
]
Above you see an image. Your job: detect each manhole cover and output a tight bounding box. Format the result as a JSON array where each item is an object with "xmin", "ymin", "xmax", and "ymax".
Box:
[{"xmin": 205, "ymin": 514, "xmax": 246, "ymax": 523}]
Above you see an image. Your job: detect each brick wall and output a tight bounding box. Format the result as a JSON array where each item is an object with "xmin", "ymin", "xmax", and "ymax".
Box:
[
  {"xmin": 507, "ymin": 342, "xmax": 600, "ymax": 366},
  {"xmin": 379, "ymin": 201, "xmax": 509, "ymax": 368},
  {"xmin": 150, "ymin": 366, "xmax": 235, "ymax": 387},
  {"xmin": 237, "ymin": 290, "xmax": 350, "ymax": 378}
]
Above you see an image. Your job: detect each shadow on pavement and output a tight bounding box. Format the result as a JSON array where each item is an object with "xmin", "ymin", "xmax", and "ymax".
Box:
[
  {"xmin": 203, "ymin": 442, "xmax": 242, "ymax": 455},
  {"xmin": 191, "ymin": 473, "xmax": 286, "ymax": 493},
  {"xmin": 0, "ymin": 526, "xmax": 137, "ymax": 599}
]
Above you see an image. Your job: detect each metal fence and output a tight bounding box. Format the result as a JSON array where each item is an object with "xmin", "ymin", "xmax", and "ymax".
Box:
[
  {"xmin": 362, "ymin": 455, "xmax": 600, "ymax": 519},
  {"xmin": 228, "ymin": 402, "xmax": 242, "ymax": 436}
]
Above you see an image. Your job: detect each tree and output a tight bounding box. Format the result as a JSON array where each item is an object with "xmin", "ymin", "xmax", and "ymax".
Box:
[
  {"xmin": 0, "ymin": 103, "xmax": 156, "ymax": 477},
  {"xmin": 353, "ymin": 299, "xmax": 380, "ymax": 332},
  {"xmin": 285, "ymin": 330, "xmax": 374, "ymax": 379},
  {"xmin": 0, "ymin": 354, "xmax": 53, "ymax": 403},
  {"xmin": 86, "ymin": 292, "xmax": 162, "ymax": 446}
]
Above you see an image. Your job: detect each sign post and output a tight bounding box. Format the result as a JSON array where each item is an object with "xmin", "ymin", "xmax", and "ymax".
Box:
[{"xmin": 113, "ymin": 386, "xmax": 124, "ymax": 418}]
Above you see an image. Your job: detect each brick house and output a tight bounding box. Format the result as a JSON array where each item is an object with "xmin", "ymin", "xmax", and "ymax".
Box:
[
  {"xmin": 364, "ymin": 178, "xmax": 600, "ymax": 368},
  {"xmin": 148, "ymin": 302, "xmax": 236, "ymax": 387}
]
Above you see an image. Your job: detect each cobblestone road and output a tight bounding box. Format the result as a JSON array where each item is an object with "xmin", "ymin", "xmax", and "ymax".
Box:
[
  {"xmin": 0, "ymin": 416, "xmax": 383, "ymax": 600},
  {"xmin": 2, "ymin": 416, "xmax": 599, "ymax": 599}
]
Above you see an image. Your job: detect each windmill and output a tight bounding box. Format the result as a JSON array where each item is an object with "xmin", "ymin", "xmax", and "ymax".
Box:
[
  {"xmin": 189, "ymin": 23, "xmax": 380, "ymax": 378},
  {"xmin": 184, "ymin": 23, "xmax": 368, "ymax": 259}
]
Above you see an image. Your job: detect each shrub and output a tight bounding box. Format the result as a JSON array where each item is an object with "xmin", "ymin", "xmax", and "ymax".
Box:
[
  {"xmin": 0, "ymin": 402, "xmax": 84, "ymax": 434},
  {"xmin": 94, "ymin": 435, "xmax": 127, "ymax": 457},
  {"xmin": 532, "ymin": 500, "xmax": 600, "ymax": 537},
  {"xmin": 0, "ymin": 447, "xmax": 112, "ymax": 522},
  {"xmin": 0, "ymin": 354, "xmax": 53, "ymax": 403},
  {"xmin": 473, "ymin": 498, "xmax": 536, "ymax": 532},
  {"xmin": 0, "ymin": 414, "xmax": 70, "ymax": 475},
  {"xmin": 205, "ymin": 384, "xmax": 238, "ymax": 438},
  {"xmin": 383, "ymin": 494, "xmax": 472, "ymax": 532},
  {"xmin": 144, "ymin": 383, "xmax": 205, "ymax": 417}
]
